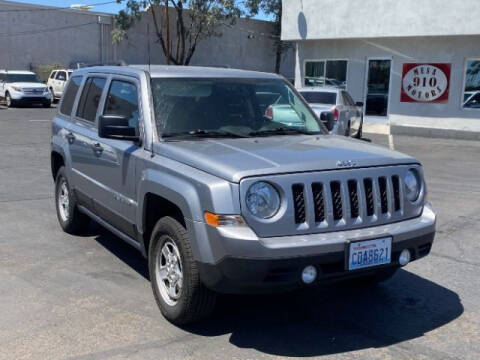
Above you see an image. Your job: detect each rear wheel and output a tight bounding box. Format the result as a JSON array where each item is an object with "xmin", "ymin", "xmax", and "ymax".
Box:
[
  {"xmin": 149, "ymin": 216, "xmax": 216, "ymax": 325},
  {"xmin": 49, "ymin": 88, "xmax": 55, "ymax": 103},
  {"xmin": 43, "ymin": 101, "xmax": 52, "ymax": 108},
  {"xmin": 55, "ymin": 166, "xmax": 90, "ymax": 234}
]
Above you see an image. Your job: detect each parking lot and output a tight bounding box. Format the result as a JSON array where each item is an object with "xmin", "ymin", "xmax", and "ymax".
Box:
[{"xmin": 1, "ymin": 106, "xmax": 479, "ymax": 360}]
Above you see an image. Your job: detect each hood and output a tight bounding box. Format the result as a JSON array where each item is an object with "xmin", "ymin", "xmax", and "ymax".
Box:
[
  {"xmin": 10, "ymin": 82, "xmax": 46, "ymax": 89},
  {"xmin": 153, "ymin": 135, "xmax": 418, "ymax": 183}
]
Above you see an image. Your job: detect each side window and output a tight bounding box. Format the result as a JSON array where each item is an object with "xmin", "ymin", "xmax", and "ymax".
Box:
[
  {"xmin": 50, "ymin": 71, "xmax": 57, "ymax": 79},
  {"xmin": 342, "ymin": 91, "xmax": 355, "ymax": 106},
  {"xmin": 60, "ymin": 76, "xmax": 82, "ymax": 116},
  {"xmin": 104, "ymin": 80, "xmax": 139, "ymax": 130},
  {"xmin": 56, "ymin": 71, "xmax": 67, "ymax": 81},
  {"xmin": 76, "ymin": 77, "xmax": 106, "ymax": 122}
]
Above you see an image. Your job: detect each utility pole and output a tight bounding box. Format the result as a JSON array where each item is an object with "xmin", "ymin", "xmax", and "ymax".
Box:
[{"xmin": 165, "ymin": 0, "xmax": 170, "ymax": 65}]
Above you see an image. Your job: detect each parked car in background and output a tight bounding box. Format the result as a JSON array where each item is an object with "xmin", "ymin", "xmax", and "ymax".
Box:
[
  {"xmin": 51, "ymin": 65, "xmax": 435, "ymax": 325},
  {"xmin": 47, "ymin": 69, "xmax": 73, "ymax": 102},
  {"xmin": 297, "ymin": 87, "xmax": 363, "ymax": 138},
  {"xmin": 0, "ymin": 70, "xmax": 52, "ymax": 108}
]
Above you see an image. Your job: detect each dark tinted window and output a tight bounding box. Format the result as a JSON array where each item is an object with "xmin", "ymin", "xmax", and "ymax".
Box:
[
  {"xmin": 0, "ymin": 73, "xmax": 6, "ymax": 82},
  {"xmin": 50, "ymin": 71, "xmax": 57, "ymax": 79},
  {"xmin": 56, "ymin": 71, "xmax": 67, "ymax": 81},
  {"xmin": 300, "ymin": 91, "xmax": 337, "ymax": 105},
  {"xmin": 342, "ymin": 91, "xmax": 355, "ymax": 106},
  {"xmin": 104, "ymin": 80, "xmax": 139, "ymax": 129},
  {"xmin": 60, "ymin": 76, "xmax": 82, "ymax": 116},
  {"xmin": 76, "ymin": 77, "xmax": 106, "ymax": 122}
]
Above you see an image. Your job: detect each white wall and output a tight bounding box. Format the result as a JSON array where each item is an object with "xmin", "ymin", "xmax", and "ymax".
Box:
[
  {"xmin": 282, "ymin": 0, "xmax": 480, "ymax": 41},
  {"xmin": 295, "ymin": 36, "xmax": 480, "ymax": 132}
]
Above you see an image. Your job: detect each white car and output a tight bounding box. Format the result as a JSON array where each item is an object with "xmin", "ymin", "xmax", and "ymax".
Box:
[
  {"xmin": 297, "ymin": 87, "xmax": 363, "ymax": 138},
  {"xmin": 0, "ymin": 70, "xmax": 52, "ymax": 108},
  {"xmin": 47, "ymin": 69, "xmax": 73, "ymax": 102}
]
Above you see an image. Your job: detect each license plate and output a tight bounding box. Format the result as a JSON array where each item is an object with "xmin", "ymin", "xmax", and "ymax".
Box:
[{"xmin": 348, "ymin": 237, "xmax": 392, "ymax": 270}]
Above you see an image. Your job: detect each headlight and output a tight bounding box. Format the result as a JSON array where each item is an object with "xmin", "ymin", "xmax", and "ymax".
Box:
[
  {"xmin": 245, "ymin": 181, "xmax": 281, "ymax": 219},
  {"xmin": 11, "ymin": 86, "xmax": 22, "ymax": 92},
  {"xmin": 405, "ymin": 169, "xmax": 421, "ymax": 202}
]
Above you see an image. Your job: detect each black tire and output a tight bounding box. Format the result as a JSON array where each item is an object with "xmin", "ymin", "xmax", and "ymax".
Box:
[
  {"xmin": 355, "ymin": 117, "xmax": 364, "ymax": 139},
  {"xmin": 5, "ymin": 92, "xmax": 13, "ymax": 107},
  {"xmin": 43, "ymin": 101, "xmax": 52, "ymax": 108},
  {"xmin": 55, "ymin": 166, "xmax": 90, "ymax": 234},
  {"xmin": 149, "ymin": 216, "xmax": 216, "ymax": 325},
  {"xmin": 345, "ymin": 122, "xmax": 351, "ymax": 137}
]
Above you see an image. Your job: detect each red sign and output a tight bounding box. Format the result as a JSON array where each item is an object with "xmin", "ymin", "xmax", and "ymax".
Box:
[{"xmin": 401, "ymin": 63, "xmax": 451, "ymax": 103}]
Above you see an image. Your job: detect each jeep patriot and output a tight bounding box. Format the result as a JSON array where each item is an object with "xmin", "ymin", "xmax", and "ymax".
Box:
[{"xmin": 51, "ymin": 65, "xmax": 436, "ymax": 324}]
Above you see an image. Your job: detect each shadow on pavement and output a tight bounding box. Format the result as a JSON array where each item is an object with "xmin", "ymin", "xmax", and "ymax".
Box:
[
  {"xmin": 91, "ymin": 223, "xmax": 463, "ymax": 357},
  {"xmin": 186, "ymin": 270, "xmax": 462, "ymax": 357}
]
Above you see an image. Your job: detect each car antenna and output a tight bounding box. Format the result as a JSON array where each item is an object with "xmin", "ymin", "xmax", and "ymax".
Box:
[{"xmin": 147, "ymin": 22, "xmax": 151, "ymax": 73}]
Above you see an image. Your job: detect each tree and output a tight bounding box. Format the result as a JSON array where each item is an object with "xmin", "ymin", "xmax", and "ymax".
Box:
[
  {"xmin": 112, "ymin": 0, "xmax": 242, "ymax": 65},
  {"xmin": 243, "ymin": 0, "xmax": 290, "ymax": 74}
]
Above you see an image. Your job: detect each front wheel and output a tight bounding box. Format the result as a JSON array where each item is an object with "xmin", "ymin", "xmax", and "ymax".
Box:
[
  {"xmin": 5, "ymin": 92, "xmax": 12, "ymax": 107},
  {"xmin": 49, "ymin": 88, "xmax": 56, "ymax": 103},
  {"xmin": 43, "ymin": 101, "xmax": 52, "ymax": 108},
  {"xmin": 149, "ymin": 216, "xmax": 216, "ymax": 325}
]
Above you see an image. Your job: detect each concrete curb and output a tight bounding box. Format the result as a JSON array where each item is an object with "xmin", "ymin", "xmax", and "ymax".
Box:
[{"xmin": 391, "ymin": 125, "xmax": 480, "ymax": 141}]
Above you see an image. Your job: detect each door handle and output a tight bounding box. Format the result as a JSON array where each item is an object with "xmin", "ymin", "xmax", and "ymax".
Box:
[
  {"xmin": 91, "ymin": 142, "xmax": 104, "ymax": 153},
  {"xmin": 65, "ymin": 132, "xmax": 75, "ymax": 142}
]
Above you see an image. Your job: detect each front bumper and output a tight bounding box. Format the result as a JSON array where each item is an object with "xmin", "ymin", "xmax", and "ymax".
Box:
[
  {"xmin": 10, "ymin": 92, "xmax": 51, "ymax": 103},
  {"xmin": 194, "ymin": 204, "xmax": 436, "ymax": 294}
]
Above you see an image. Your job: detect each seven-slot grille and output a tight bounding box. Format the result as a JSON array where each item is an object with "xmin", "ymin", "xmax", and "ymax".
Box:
[{"xmin": 292, "ymin": 175, "xmax": 403, "ymax": 226}]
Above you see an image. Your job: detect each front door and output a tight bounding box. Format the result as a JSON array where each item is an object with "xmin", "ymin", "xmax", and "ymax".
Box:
[{"xmin": 364, "ymin": 59, "xmax": 392, "ymax": 122}]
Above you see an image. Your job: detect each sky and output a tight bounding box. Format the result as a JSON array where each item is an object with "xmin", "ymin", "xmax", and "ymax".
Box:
[{"xmin": 10, "ymin": 0, "xmax": 269, "ymax": 19}]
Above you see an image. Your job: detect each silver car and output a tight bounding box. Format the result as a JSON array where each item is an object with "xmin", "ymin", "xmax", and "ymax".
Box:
[
  {"xmin": 51, "ymin": 65, "xmax": 435, "ymax": 325},
  {"xmin": 298, "ymin": 87, "xmax": 364, "ymax": 138}
]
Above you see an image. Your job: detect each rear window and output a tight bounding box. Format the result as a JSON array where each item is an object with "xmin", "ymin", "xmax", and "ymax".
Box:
[
  {"xmin": 60, "ymin": 76, "xmax": 82, "ymax": 116},
  {"xmin": 300, "ymin": 91, "xmax": 337, "ymax": 105},
  {"xmin": 76, "ymin": 77, "xmax": 106, "ymax": 122}
]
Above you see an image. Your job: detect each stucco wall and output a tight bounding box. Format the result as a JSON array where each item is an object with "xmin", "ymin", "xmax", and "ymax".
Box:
[
  {"xmin": 295, "ymin": 36, "xmax": 480, "ymax": 131},
  {"xmin": 0, "ymin": 1, "xmax": 114, "ymax": 70},
  {"xmin": 282, "ymin": 0, "xmax": 480, "ymax": 41},
  {"xmin": 115, "ymin": 9, "xmax": 294, "ymax": 77},
  {"xmin": 0, "ymin": 1, "xmax": 294, "ymax": 78}
]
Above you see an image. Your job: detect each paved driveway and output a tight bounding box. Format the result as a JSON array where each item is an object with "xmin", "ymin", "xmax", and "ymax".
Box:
[{"xmin": 0, "ymin": 106, "xmax": 479, "ymax": 359}]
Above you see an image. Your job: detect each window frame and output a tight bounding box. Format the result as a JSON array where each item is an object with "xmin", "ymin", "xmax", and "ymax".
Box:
[
  {"xmin": 74, "ymin": 75, "xmax": 108, "ymax": 126},
  {"xmin": 50, "ymin": 71, "xmax": 57, "ymax": 79},
  {"xmin": 461, "ymin": 58, "xmax": 480, "ymax": 111},
  {"xmin": 56, "ymin": 71, "xmax": 67, "ymax": 82},
  {"xmin": 103, "ymin": 77, "xmax": 141, "ymax": 133},
  {"xmin": 58, "ymin": 75, "xmax": 84, "ymax": 117},
  {"xmin": 303, "ymin": 59, "xmax": 349, "ymax": 90}
]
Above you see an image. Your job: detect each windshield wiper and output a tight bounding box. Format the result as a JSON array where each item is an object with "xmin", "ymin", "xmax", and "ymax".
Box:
[
  {"xmin": 249, "ymin": 127, "xmax": 316, "ymax": 137},
  {"xmin": 161, "ymin": 129, "xmax": 250, "ymax": 139}
]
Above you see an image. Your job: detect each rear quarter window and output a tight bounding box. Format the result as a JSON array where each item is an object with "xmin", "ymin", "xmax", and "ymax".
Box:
[
  {"xmin": 59, "ymin": 76, "xmax": 82, "ymax": 116},
  {"xmin": 76, "ymin": 77, "xmax": 107, "ymax": 122},
  {"xmin": 300, "ymin": 91, "xmax": 337, "ymax": 105}
]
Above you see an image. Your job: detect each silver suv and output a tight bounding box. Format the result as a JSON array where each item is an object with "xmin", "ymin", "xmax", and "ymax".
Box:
[{"xmin": 51, "ymin": 65, "xmax": 436, "ymax": 325}]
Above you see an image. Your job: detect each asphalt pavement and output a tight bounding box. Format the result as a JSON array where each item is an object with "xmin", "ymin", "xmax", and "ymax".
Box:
[{"xmin": 0, "ymin": 106, "xmax": 479, "ymax": 360}]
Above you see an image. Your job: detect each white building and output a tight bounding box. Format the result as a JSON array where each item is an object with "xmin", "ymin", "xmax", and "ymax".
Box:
[{"xmin": 281, "ymin": 0, "xmax": 480, "ymax": 137}]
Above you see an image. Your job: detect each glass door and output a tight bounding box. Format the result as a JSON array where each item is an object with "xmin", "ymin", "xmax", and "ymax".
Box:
[{"xmin": 364, "ymin": 59, "xmax": 391, "ymax": 117}]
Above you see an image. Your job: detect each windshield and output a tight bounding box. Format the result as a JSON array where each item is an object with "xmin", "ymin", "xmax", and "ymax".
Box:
[
  {"xmin": 151, "ymin": 78, "xmax": 324, "ymax": 139},
  {"xmin": 299, "ymin": 91, "xmax": 337, "ymax": 105},
  {"xmin": 7, "ymin": 74, "xmax": 41, "ymax": 83}
]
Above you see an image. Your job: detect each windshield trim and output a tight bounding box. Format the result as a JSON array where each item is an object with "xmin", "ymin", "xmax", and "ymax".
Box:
[{"xmin": 150, "ymin": 76, "xmax": 328, "ymax": 142}]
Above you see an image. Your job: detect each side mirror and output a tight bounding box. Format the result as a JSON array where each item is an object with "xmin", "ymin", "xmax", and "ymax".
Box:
[
  {"xmin": 355, "ymin": 101, "xmax": 364, "ymax": 107},
  {"xmin": 320, "ymin": 111, "xmax": 334, "ymax": 132},
  {"xmin": 98, "ymin": 114, "xmax": 139, "ymax": 141}
]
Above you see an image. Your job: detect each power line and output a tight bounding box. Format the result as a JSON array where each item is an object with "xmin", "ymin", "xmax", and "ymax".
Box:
[
  {"xmin": 0, "ymin": 1, "xmax": 121, "ymax": 13},
  {"xmin": 0, "ymin": 21, "xmax": 98, "ymax": 37}
]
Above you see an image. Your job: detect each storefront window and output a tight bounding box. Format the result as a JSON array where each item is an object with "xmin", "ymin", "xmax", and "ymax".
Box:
[
  {"xmin": 304, "ymin": 60, "xmax": 347, "ymax": 88},
  {"xmin": 463, "ymin": 59, "xmax": 480, "ymax": 109}
]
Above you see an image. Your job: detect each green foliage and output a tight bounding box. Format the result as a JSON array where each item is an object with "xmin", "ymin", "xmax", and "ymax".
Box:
[{"xmin": 113, "ymin": 0, "xmax": 242, "ymax": 65}]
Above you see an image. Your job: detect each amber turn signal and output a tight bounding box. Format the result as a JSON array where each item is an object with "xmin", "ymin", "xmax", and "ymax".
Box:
[{"xmin": 204, "ymin": 212, "xmax": 246, "ymax": 227}]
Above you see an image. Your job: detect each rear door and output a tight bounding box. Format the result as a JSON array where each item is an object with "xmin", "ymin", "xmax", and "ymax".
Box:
[
  {"xmin": 55, "ymin": 71, "xmax": 67, "ymax": 96},
  {"xmin": 68, "ymin": 75, "xmax": 108, "ymax": 213}
]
